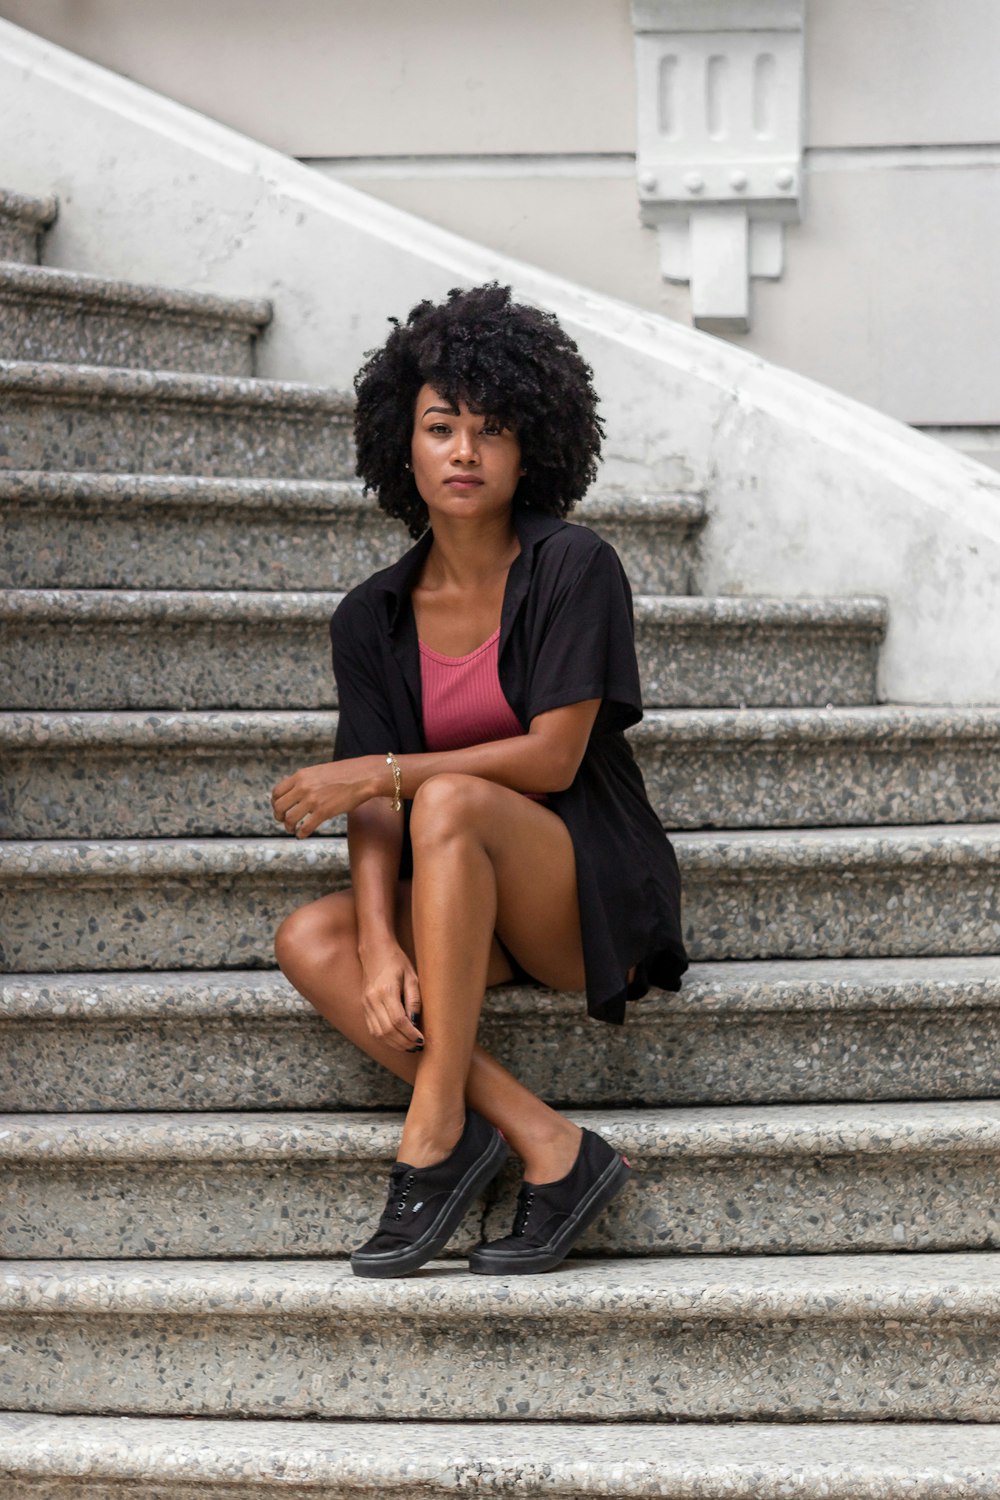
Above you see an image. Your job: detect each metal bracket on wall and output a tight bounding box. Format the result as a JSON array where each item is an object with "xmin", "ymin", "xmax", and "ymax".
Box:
[{"xmin": 631, "ymin": 0, "xmax": 805, "ymax": 333}]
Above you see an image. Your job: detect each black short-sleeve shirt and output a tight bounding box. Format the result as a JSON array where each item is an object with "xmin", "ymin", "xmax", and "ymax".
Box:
[{"xmin": 330, "ymin": 504, "xmax": 688, "ymax": 1025}]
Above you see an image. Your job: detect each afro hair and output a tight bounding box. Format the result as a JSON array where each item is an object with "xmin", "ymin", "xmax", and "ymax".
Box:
[{"xmin": 353, "ymin": 283, "xmax": 604, "ymax": 537}]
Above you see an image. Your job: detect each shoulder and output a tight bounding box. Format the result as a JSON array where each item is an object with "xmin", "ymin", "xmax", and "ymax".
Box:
[
  {"xmin": 329, "ymin": 578, "xmax": 375, "ymax": 644},
  {"xmin": 531, "ymin": 518, "xmax": 628, "ymax": 590},
  {"xmin": 535, "ymin": 517, "xmax": 613, "ymax": 567}
]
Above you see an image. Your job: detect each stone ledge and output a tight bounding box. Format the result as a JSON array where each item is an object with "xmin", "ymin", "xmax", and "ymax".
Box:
[
  {"xmin": 0, "ymin": 468, "xmax": 704, "ymax": 524},
  {"xmin": 6, "ymin": 825, "xmax": 1000, "ymax": 883},
  {"xmin": 4, "ymin": 956, "xmax": 998, "ymax": 1020},
  {"xmin": 3, "ymin": 1251, "xmax": 1000, "ymax": 1321},
  {"xmin": 0, "ymin": 358, "xmax": 350, "ymax": 412},
  {"xmin": 2, "ymin": 830, "xmax": 998, "ymax": 969},
  {"xmin": 0, "ymin": 262, "xmax": 271, "ymax": 327},
  {"xmin": 4, "ymin": 1100, "xmax": 998, "ymax": 1258},
  {"xmin": 7, "ymin": 705, "xmax": 1000, "ymax": 837},
  {"xmin": 24, "ymin": 702, "xmax": 1000, "ymax": 751},
  {"xmin": 3, "ymin": 1413, "xmax": 998, "ymax": 1499},
  {"xmin": 3, "ymin": 959, "xmax": 995, "ymax": 1111},
  {"xmin": 5, "ymin": 1099, "xmax": 998, "ymax": 1164},
  {"xmin": 3, "ymin": 1253, "xmax": 1000, "ymax": 1418},
  {"xmin": 0, "ymin": 482, "xmax": 702, "ymax": 592},
  {"xmin": 2, "ymin": 588, "xmax": 881, "ymax": 626},
  {"xmin": 0, "ymin": 590, "xmax": 884, "ymax": 710}
]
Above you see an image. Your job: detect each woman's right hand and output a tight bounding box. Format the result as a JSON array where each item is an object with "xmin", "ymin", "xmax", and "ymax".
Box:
[{"xmin": 359, "ymin": 940, "xmax": 423, "ymax": 1053}]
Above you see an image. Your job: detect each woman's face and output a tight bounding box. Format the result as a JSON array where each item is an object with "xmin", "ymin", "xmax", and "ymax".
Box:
[{"xmin": 410, "ymin": 383, "xmax": 525, "ymax": 523}]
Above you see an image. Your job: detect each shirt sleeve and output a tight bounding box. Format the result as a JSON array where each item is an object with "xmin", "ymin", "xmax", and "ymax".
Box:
[
  {"xmin": 329, "ymin": 598, "xmax": 400, "ymax": 761},
  {"xmin": 525, "ymin": 537, "xmax": 644, "ymax": 733}
]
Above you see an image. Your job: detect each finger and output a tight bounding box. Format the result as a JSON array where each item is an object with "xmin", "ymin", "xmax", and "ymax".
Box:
[
  {"xmin": 271, "ymin": 778, "xmax": 296, "ymax": 810},
  {"xmin": 281, "ymin": 799, "xmax": 306, "ymax": 832},
  {"xmin": 369, "ymin": 992, "xmax": 407, "ymax": 1050},
  {"xmin": 383, "ymin": 991, "xmax": 421, "ymax": 1052},
  {"xmin": 273, "ymin": 792, "xmax": 299, "ymax": 823},
  {"xmin": 403, "ymin": 974, "xmax": 423, "ymax": 1037}
]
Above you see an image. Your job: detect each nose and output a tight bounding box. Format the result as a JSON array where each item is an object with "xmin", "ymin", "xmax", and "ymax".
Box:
[{"xmin": 450, "ymin": 426, "xmax": 479, "ymax": 464}]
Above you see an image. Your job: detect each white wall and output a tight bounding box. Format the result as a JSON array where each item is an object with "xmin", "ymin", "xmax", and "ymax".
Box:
[{"xmin": 0, "ymin": 0, "xmax": 997, "ymax": 451}]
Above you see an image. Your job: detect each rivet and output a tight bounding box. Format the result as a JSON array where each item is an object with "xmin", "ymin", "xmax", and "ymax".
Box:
[
  {"xmin": 775, "ymin": 167, "xmax": 795, "ymax": 190},
  {"xmin": 684, "ymin": 171, "xmax": 705, "ymax": 194},
  {"xmin": 639, "ymin": 170, "xmax": 658, "ymax": 193},
  {"xmin": 729, "ymin": 169, "xmax": 748, "ymax": 191}
]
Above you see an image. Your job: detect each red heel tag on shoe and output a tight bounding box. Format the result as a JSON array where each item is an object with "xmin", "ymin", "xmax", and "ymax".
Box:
[{"xmin": 621, "ymin": 1154, "xmax": 632, "ymax": 1168}]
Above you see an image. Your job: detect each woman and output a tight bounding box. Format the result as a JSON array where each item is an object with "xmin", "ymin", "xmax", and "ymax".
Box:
[{"xmin": 272, "ymin": 284, "xmax": 687, "ymax": 1279}]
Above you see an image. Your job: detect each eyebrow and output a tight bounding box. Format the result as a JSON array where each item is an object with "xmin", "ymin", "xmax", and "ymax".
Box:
[{"xmin": 421, "ymin": 405, "xmax": 460, "ymax": 418}]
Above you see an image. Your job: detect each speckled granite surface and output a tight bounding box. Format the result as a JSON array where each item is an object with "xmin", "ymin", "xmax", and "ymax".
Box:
[
  {"xmin": 6, "ymin": 705, "xmax": 1000, "ymax": 839},
  {"xmin": 0, "ymin": 361, "xmax": 353, "ymax": 478},
  {"xmin": 3, "ymin": 1415, "xmax": 1000, "ymax": 1500},
  {"xmin": 636, "ymin": 595, "xmax": 886, "ymax": 707},
  {"xmin": 3, "ymin": 826, "xmax": 998, "ymax": 972},
  {"xmin": 634, "ymin": 705, "xmax": 1000, "ymax": 827},
  {"xmin": 0, "ymin": 838, "xmax": 350, "ymax": 972},
  {"xmin": 0, "ymin": 190, "xmax": 56, "ymax": 263},
  {"xmin": 0, "ymin": 263, "xmax": 270, "ymax": 375},
  {"xmin": 0, "ymin": 473, "xmax": 702, "ymax": 593},
  {"xmin": 1, "ymin": 958, "xmax": 998, "ymax": 1111},
  {"xmin": 0, "ymin": 589, "xmax": 885, "ymax": 710},
  {"xmin": 0, "ymin": 473, "xmax": 404, "ymax": 592},
  {"xmin": 1, "ymin": 1254, "xmax": 999, "ymax": 1419},
  {"xmin": 2, "ymin": 1101, "xmax": 998, "ymax": 1259}
]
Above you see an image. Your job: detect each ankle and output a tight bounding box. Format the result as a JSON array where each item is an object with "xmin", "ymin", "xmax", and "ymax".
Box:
[
  {"xmin": 397, "ymin": 1106, "xmax": 467, "ymax": 1169},
  {"xmin": 517, "ymin": 1117, "xmax": 583, "ymax": 1185}
]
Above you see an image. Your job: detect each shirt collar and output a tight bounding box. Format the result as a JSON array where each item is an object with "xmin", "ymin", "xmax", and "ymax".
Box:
[{"xmin": 373, "ymin": 505, "xmax": 567, "ymax": 635}]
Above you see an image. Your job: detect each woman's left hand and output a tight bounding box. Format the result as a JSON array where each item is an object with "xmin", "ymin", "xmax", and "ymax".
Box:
[{"xmin": 271, "ymin": 756, "xmax": 385, "ymax": 837}]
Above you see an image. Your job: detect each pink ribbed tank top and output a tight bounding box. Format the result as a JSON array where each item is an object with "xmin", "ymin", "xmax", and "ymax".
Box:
[{"xmin": 419, "ymin": 627, "xmax": 546, "ymax": 802}]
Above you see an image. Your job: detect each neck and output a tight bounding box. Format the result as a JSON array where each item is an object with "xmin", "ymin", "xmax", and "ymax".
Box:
[{"xmin": 423, "ymin": 509, "xmax": 520, "ymax": 589}]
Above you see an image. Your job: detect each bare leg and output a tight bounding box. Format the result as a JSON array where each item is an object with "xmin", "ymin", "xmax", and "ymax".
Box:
[{"xmin": 275, "ymin": 775, "xmax": 591, "ymax": 1180}]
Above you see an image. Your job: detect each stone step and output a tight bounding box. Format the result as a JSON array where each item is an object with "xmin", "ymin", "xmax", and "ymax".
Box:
[
  {"xmin": 3, "ymin": 1101, "xmax": 998, "ymax": 1261},
  {"xmin": 1, "ymin": 1253, "xmax": 998, "ymax": 1419},
  {"xmin": 3, "ymin": 1416, "xmax": 999, "ymax": 1500},
  {"xmin": 5, "ymin": 705, "xmax": 1000, "ymax": 840},
  {"xmin": 1, "ymin": 957, "xmax": 996, "ymax": 1112},
  {"xmin": 0, "ymin": 191, "xmax": 56, "ymax": 263},
  {"xmin": 1, "ymin": 825, "xmax": 998, "ymax": 972},
  {"xmin": 0, "ymin": 590, "xmax": 886, "ymax": 710},
  {"xmin": 0, "ymin": 361, "xmax": 353, "ymax": 478},
  {"xmin": 0, "ymin": 471, "xmax": 705, "ymax": 594},
  {"xmin": 0, "ymin": 262, "xmax": 271, "ymax": 375}
]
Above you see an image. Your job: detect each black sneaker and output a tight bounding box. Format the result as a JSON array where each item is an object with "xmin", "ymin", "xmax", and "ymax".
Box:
[
  {"xmin": 350, "ymin": 1109, "xmax": 508, "ymax": 1278},
  {"xmin": 468, "ymin": 1127, "xmax": 630, "ymax": 1275}
]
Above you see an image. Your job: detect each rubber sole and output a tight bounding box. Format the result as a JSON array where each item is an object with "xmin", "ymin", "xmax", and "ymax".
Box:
[
  {"xmin": 468, "ymin": 1149, "xmax": 632, "ymax": 1276},
  {"xmin": 350, "ymin": 1127, "xmax": 508, "ymax": 1278}
]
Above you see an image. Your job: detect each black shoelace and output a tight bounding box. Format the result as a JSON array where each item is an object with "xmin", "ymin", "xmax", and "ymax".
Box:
[
  {"xmin": 513, "ymin": 1184, "xmax": 536, "ymax": 1237},
  {"xmin": 381, "ymin": 1164, "xmax": 418, "ymax": 1223}
]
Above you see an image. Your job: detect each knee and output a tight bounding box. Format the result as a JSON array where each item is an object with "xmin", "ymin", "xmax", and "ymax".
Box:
[
  {"xmin": 274, "ymin": 898, "xmax": 352, "ymax": 982},
  {"xmin": 410, "ymin": 772, "xmax": 490, "ymax": 845}
]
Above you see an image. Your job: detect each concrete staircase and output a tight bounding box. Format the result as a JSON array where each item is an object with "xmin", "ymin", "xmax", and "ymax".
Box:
[{"xmin": 1, "ymin": 182, "xmax": 1000, "ymax": 1496}]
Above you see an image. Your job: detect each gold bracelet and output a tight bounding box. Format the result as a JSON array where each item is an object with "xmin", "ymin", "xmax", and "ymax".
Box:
[{"xmin": 385, "ymin": 751, "xmax": 402, "ymax": 812}]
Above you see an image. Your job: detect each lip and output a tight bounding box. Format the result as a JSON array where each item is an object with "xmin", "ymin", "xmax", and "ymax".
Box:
[{"xmin": 444, "ymin": 477, "xmax": 484, "ymax": 488}]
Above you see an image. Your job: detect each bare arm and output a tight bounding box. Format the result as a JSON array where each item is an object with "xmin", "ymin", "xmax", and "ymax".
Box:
[{"xmin": 270, "ymin": 697, "xmax": 601, "ymax": 840}]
